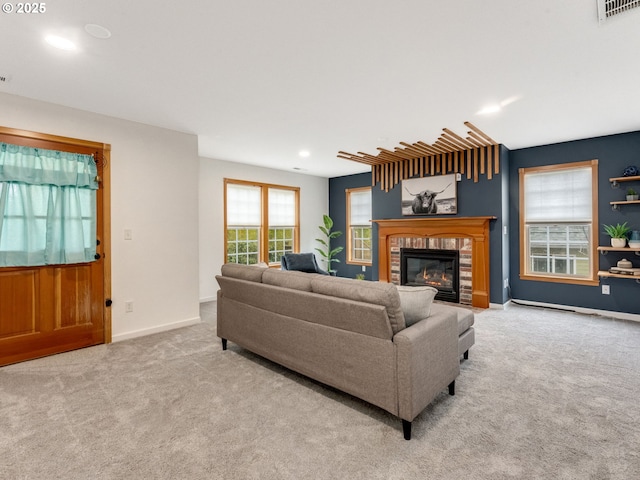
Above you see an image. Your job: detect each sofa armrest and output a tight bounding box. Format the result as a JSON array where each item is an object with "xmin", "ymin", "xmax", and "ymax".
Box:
[{"xmin": 394, "ymin": 312, "xmax": 460, "ymax": 422}]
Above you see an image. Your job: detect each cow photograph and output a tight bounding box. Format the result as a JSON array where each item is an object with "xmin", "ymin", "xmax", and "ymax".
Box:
[{"xmin": 401, "ymin": 174, "xmax": 457, "ymax": 216}]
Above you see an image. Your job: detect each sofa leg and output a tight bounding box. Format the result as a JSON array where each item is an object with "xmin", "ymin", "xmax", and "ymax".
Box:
[
  {"xmin": 448, "ymin": 380, "xmax": 455, "ymax": 396},
  {"xmin": 221, "ymin": 338, "xmax": 227, "ymax": 351},
  {"xmin": 402, "ymin": 420, "xmax": 412, "ymax": 440},
  {"xmin": 463, "ymin": 350, "xmax": 469, "ymax": 360}
]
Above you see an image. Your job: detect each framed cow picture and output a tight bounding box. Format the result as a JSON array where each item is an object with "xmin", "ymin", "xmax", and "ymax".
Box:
[{"xmin": 401, "ymin": 174, "xmax": 457, "ymax": 216}]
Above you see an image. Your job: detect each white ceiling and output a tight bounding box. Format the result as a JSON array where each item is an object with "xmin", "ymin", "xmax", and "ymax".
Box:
[{"xmin": 1, "ymin": 1, "xmax": 639, "ymax": 177}]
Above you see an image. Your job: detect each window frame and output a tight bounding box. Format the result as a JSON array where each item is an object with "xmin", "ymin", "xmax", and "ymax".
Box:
[
  {"xmin": 224, "ymin": 178, "xmax": 300, "ymax": 266},
  {"xmin": 518, "ymin": 159, "xmax": 599, "ymax": 286},
  {"xmin": 346, "ymin": 186, "xmax": 372, "ymax": 266}
]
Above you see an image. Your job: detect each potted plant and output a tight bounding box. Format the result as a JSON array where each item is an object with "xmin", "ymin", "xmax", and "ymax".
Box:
[
  {"xmin": 603, "ymin": 222, "xmax": 631, "ymax": 248},
  {"xmin": 315, "ymin": 214, "xmax": 343, "ymax": 275},
  {"xmin": 626, "ymin": 187, "xmax": 639, "ymax": 201}
]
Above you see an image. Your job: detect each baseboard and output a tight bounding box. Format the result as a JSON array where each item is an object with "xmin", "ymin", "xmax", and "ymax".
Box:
[
  {"xmin": 112, "ymin": 316, "xmax": 202, "ymax": 343},
  {"xmin": 200, "ymin": 296, "xmax": 217, "ymax": 303},
  {"xmin": 509, "ymin": 298, "xmax": 640, "ymax": 323},
  {"xmin": 489, "ymin": 301, "xmax": 511, "ymax": 310}
]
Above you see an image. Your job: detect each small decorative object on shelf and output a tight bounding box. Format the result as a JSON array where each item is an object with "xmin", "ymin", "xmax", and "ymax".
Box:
[
  {"xmin": 617, "ymin": 258, "xmax": 633, "ymax": 269},
  {"xmin": 608, "ymin": 267, "xmax": 640, "ymax": 276},
  {"xmin": 623, "ymin": 165, "xmax": 639, "ymax": 177},
  {"xmin": 626, "ymin": 187, "xmax": 639, "ymax": 201},
  {"xmin": 603, "ymin": 222, "xmax": 631, "ymax": 247},
  {"xmin": 630, "ymin": 230, "xmax": 640, "ymax": 248},
  {"xmin": 609, "ymin": 258, "xmax": 640, "ymax": 276}
]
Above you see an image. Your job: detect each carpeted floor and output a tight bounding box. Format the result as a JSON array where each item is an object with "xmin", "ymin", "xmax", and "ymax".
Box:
[{"xmin": 1, "ymin": 302, "xmax": 639, "ymax": 479}]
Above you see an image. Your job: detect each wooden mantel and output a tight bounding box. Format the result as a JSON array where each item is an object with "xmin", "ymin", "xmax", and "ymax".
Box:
[{"xmin": 374, "ymin": 217, "xmax": 496, "ymax": 308}]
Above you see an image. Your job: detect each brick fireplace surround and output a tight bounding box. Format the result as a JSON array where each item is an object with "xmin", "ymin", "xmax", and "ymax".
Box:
[{"xmin": 374, "ymin": 217, "xmax": 495, "ymax": 309}]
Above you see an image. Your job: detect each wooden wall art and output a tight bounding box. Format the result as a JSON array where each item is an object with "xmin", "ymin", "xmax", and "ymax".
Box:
[{"xmin": 338, "ymin": 122, "xmax": 500, "ymax": 191}]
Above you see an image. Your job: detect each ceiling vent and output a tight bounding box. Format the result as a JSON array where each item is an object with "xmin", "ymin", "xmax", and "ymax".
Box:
[{"xmin": 598, "ymin": 0, "xmax": 640, "ymax": 23}]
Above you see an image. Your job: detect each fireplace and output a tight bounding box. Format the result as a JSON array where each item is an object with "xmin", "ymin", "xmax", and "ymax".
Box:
[
  {"xmin": 375, "ymin": 217, "xmax": 494, "ymax": 308},
  {"xmin": 401, "ymin": 248, "xmax": 460, "ymax": 303}
]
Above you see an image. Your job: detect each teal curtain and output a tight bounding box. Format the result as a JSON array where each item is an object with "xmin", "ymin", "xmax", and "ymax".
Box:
[{"xmin": 0, "ymin": 143, "xmax": 98, "ymax": 267}]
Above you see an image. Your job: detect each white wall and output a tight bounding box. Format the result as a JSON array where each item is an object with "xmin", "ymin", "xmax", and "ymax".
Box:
[
  {"xmin": 0, "ymin": 93, "xmax": 201, "ymax": 341},
  {"xmin": 199, "ymin": 157, "xmax": 328, "ymax": 301}
]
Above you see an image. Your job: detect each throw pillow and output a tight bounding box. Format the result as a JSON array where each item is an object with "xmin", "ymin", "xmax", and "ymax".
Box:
[
  {"xmin": 284, "ymin": 253, "xmax": 318, "ymax": 273},
  {"xmin": 396, "ymin": 285, "xmax": 438, "ymax": 327}
]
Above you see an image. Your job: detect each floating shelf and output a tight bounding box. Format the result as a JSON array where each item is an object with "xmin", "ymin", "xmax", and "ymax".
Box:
[
  {"xmin": 598, "ymin": 246, "xmax": 640, "ymax": 283},
  {"xmin": 598, "ymin": 270, "xmax": 640, "ymax": 283},
  {"xmin": 598, "ymin": 246, "xmax": 640, "ymax": 255},
  {"xmin": 610, "ymin": 199, "xmax": 640, "ymax": 210},
  {"xmin": 609, "ymin": 175, "xmax": 640, "ymax": 188}
]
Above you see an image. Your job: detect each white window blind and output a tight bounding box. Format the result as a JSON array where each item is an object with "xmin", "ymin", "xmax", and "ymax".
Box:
[
  {"xmin": 524, "ymin": 167, "xmax": 592, "ymax": 222},
  {"xmin": 349, "ymin": 189, "xmax": 371, "ymax": 225},
  {"xmin": 268, "ymin": 188, "xmax": 296, "ymax": 226},
  {"xmin": 227, "ymin": 184, "xmax": 261, "ymax": 226}
]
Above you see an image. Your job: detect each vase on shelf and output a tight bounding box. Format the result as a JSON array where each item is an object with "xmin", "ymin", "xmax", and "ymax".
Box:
[
  {"xmin": 630, "ymin": 230, "xmax": 640, "ymax": 249},
  {"xmin": 611, "ymin": 237, "xmax": 627, "ymax": 248}
]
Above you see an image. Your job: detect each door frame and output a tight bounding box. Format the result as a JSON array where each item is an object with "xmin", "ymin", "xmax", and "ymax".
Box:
[{"xmin": 0, "ymin": 126, "xmax": 112, "ymax": 343}]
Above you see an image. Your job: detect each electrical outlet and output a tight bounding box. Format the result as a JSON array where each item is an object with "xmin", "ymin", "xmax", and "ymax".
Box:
[
  {"xmin": 602, "ymin": 285, "xmax": 610, "ymax": 295},
  {"xmin": 504, "ymin": 278, "xmax": 509, "ymax": 289},
  {"xmin": 125, "ymin": 301, "xmax": 134, "ymax": 312}
]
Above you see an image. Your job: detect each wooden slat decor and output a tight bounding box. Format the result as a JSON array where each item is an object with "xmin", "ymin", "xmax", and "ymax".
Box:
[{"xmin": 337, "ymin": 122, "xmax": 500, "ymax": 191}]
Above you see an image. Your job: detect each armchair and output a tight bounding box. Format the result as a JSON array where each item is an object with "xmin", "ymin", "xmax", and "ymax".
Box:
[{"xmin": 281, "ymin": 253, "xmax": 328, "ymax": 275}]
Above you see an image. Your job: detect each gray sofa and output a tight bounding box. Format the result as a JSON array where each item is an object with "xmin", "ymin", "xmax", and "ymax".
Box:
[{"xmin": 216, "ymin": 263, "xmax": 473, "ymax": 440}]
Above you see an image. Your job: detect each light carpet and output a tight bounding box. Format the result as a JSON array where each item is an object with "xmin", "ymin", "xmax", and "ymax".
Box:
[{"xmin": 1, "ymin": 302, "xmax": 639, "ymax": 479}]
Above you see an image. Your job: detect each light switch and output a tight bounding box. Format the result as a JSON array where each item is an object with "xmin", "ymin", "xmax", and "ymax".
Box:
[{"xmin": 124, "ymin": 229, "xmax": 132, "ymax": 240}]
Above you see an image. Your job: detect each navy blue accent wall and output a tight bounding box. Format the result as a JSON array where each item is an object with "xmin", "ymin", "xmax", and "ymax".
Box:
[
  {"xmin": 329, "ymin": 172, "xmax": 375, "ymax": 280},
  {"xmin": 330, "ymin": 147, "xmax": 511, "ymax": 304},
  {"xmin": 509, "ymin": 131, "xmax": 640, "ymax": 315},
  {"xmin": 500, "ymin": 145, "xmax": 511, "ymax": 304},
  {"xmin": 330, "ymin": 132, "xmax": 640, "ymax": 315}
]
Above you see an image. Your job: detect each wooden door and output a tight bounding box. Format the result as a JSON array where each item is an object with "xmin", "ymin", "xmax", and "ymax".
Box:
[{"xmin": 0, "ymin": 128, "xmax": 111, "ymax": 367}]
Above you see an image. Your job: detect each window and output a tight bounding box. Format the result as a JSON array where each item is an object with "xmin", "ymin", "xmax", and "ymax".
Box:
[
  {"xmin": 267, "ymin": 188, "xmax": 296, "ymax": 263},
  {"xmin": 346, "ymin": 187, "xmax": 372, "ymax": 265},
  {"xmin": 519, "ymin": 160, "xmax": 598, "ymax": 285},
  {"xmin": 0, "ymin": 143, "xmax": 98, "ymax": 267},
  {"xmin": 225, "ymin": 179, "xmax": 299, "ymax": 266}
]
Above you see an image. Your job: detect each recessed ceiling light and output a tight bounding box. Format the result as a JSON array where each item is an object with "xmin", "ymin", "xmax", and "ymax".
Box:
[
  {"xmin": 298, "ymin": 150, "xmax": 310, "ymax": 158},
  {"xmin": 477, "ymin": 104, "xmax": 501, "ymax": 115},
  {"xmin": 85, "ymin": 24, "xmax": 112, "ymax": 39},
  {"xmin": 477, "ymin": 95, "xmax": 523, "ymax": 116},
  {"xmin": 45, "ymin": 35, "xmax": 77, "ymax": 51}
]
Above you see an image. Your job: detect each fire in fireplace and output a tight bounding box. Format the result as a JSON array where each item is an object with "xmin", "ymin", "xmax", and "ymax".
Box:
[{"xmin": 400, "ymin": 248, "xmax": 460, "ymax": 303}]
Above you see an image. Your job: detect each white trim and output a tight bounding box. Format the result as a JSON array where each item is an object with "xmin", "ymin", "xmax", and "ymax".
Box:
[
  {"xmin": 489, "ymin": 301, "xmax": 511, "ymax": 310},
  {"xmin": 509, "ymin": 298, "xmax": 640, "ymax": 323},
  {"xmin": 200, "ymin": 296, "xmax": 217, "ymax": 303},
  {"xmin": 112, "ymin": 316, "xmax": 202, "ymax": 342}
]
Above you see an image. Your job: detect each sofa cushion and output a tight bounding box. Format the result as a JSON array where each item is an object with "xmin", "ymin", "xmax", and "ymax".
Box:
[
  {"xmin": 221, "ymin": 263, "xmax": 267, "ymax": 283},
  {"xmin": 262, "ymin": 269, "xmax": 318, "ymax": 291},
  {"xmin": 396, "ymin": 286, "xmax": 438, "ymax": 327},
  {"xmin": 430, "ymin": 303, "xmax": 475, "ymax": 336},
  {"xmin": 311, "ymin": 277, "xmax": 406, "ymax": 334}
]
